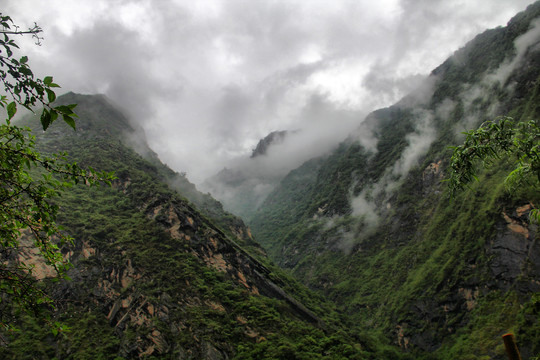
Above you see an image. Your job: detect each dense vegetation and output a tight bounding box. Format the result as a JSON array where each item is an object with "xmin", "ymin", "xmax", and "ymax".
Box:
[
  {"xmin": 0, "ymin": 14, "xmax": 115, "ymax": 332},
  {"xmin": 0, "ymin": 93, "xmax": 410, "ymax": 359},
  {"xmin": 250, "ymin": 3, "xmax": 540, "ymax": 359},
  {"xmin": 2, "ymin": 3, "xmax": 540, "ymax": 359}
]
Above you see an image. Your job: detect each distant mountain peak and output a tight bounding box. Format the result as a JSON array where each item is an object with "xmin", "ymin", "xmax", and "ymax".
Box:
[{"xmin": 251, "ymin": 130, "xmax": 288, "ymax": 158}]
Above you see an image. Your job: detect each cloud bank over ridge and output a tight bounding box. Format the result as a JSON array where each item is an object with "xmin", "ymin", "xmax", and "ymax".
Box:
[{"xmin": 4, "ymin": 0, "xmax": 536, "ymax": 183}]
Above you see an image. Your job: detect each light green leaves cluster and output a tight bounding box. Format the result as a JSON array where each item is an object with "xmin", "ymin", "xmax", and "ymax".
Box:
[{"xmin": 448, "ymin": 116, "xmax": 540, "ymax": 222}]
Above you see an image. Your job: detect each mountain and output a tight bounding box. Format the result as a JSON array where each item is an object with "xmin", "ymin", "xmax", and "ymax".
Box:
[
  {"xmin": 201, "ymin": 130, "xmax": 293, "ymax": 221},
  {"xmin": 249, "ymin": 2, "xmax": 540, "ymax": 359},
  {"xmin": 251, "ymin": 130, "xmax": 289, "ymax": 158},
  {"xmin": 0, "ymin": 93, "xmax": 403, "ymax": 359},
  {"xmin": 2, "ymin": 3, "xmax": 540, "ymax": 359}
]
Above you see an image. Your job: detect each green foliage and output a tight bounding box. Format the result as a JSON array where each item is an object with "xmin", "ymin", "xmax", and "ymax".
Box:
[
  {"xmin": 448, "ymin": 117, "xmax": 540, "ymax": 221},
  {"xmin": 516, "ymin": 292, "xmax": 540, "ymax": 357},
  {"xmin": 248, "ymin": 4, "xmax": 540, "ymax": 358},
  {"xmin": 1, "ymin": 310, "xmax": 124, "ymax": 360},
  {"xmin": 0, "ymin": 14, "xmax": 77, "ymax": 130},
  {"xmin": 0, "ymin": 122, "xmax": 110, "ymax": 324},
  {"xmin": 0, "ymin": 14, "xmax": 115, "ymax": 329},
  {"xmin": 433, "ymin": 292, "xmax": 522, "ymax": 360},
  {"xmin": 250, "ymin": 157, "xmax": 324, "ymax": 258},
  {"xmin": 0, "ymin": 98, "xmax": 386, "ymax": 358}
]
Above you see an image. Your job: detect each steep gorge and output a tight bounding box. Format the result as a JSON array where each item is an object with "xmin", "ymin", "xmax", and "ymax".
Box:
[
  {"xmin": 1, "ymin": 3, "xmax": 539, "ymax": 359},
  {"xmin": 0, "ymin": 94, "xmax": 401, "ymax": 359}
]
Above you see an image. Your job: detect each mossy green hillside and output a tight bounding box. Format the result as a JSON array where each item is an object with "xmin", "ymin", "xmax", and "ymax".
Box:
[
  {"xmin": 1, "ymin": 93, "xmax": 407, "ymax": 359},
  {"xmin": 249, "ymin": 3, "xmax": 540, "ymax": 358}
]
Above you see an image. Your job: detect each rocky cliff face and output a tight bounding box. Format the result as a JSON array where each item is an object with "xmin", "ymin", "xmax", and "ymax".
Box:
[
  {"xmin": 51, "ymin": 178, "xmax": 320, "ymax": 358},
  {"xmin": 490, "ymin": 204, "xmax": 540, "ymax": 292}
]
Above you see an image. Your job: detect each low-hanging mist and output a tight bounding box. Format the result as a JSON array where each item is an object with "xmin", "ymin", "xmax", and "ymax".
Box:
[{"xmin": 5, "ymin": 0, "xmax": 536, "ymax": 185}]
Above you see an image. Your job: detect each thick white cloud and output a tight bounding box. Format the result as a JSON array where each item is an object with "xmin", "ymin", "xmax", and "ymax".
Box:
[{"xmin": 3, "ymin": 0, "xmax": 536, "ymax": 182}]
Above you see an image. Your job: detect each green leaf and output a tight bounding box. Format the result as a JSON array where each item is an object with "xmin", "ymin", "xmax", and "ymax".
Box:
[
  {"xmin": 19, "ymin": 66, "xmax": 33, "ymax": 77},
  {"xmin": 62, "ymin": 114, "xmax": 76, "ymax": 130},
  {"xmin": 20, "ymin": 56, "xmax": 28, "ymax": 64},
  {"xmin": 7, "ymin": 101, "xmax": 16, "ymax": 120},
  {"xmin": 50, "ymin": 110, "xmax": 58, "ymax": 123},
  {"xmin": 43, "ymin": 76, "xmax": 53, "ymax": 85},
  {"xmin": 45, "ymin": 88, "xmax": 56, "ymax": 103},
  {"xmin": 41, "ymin": 109, "xmax": 52, "ymax": 130},
  {"xmin": 55, "ymin": 105, "xmax": 76, "ymax": 115}
]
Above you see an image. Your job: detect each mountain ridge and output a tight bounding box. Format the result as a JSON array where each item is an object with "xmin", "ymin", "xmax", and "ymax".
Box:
[
  {"xmin": 248, "ymin": 2, "xmax": 540, "ymax": 358},
  {"xmin": 2, "ymin": 2, "xmax": 540, "ymax": 358},
  {"xmin": 1, "ymin": 93, "xmax": 402, "ymax": 359}
]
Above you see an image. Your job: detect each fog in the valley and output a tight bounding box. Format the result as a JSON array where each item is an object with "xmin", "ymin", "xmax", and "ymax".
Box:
[{"xmin": 4, "ymin": 0, "xmax": 536, "ymax": 186}]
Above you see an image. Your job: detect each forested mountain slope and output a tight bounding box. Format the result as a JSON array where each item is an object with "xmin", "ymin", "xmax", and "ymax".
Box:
[
  {"xmin": 250, "ymin": 2, "xmax": 540, "ymax": 359},
  {"xmin": 0, "ymin": 94, "xmax": 405, "ymax": 359}
]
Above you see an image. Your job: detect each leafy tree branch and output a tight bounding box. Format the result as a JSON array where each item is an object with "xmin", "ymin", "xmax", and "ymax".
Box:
[
  {"xmin": 0, "ymin": 13, "xmax": 115, "ymax": 330},
  {"xmin": 448, "ymin": 116, "xmax": 540, "ymax": 222}
]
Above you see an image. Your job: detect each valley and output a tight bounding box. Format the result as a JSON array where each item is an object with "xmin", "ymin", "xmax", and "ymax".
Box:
[{"xmin": 1, "ymin": 2, "xmax": 540, "ymax": 359}]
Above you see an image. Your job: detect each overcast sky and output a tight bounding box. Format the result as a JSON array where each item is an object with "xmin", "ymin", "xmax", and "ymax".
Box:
[{"xmin": 4, "ymin": 0, "xmax": 537, "ymax": 183}]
